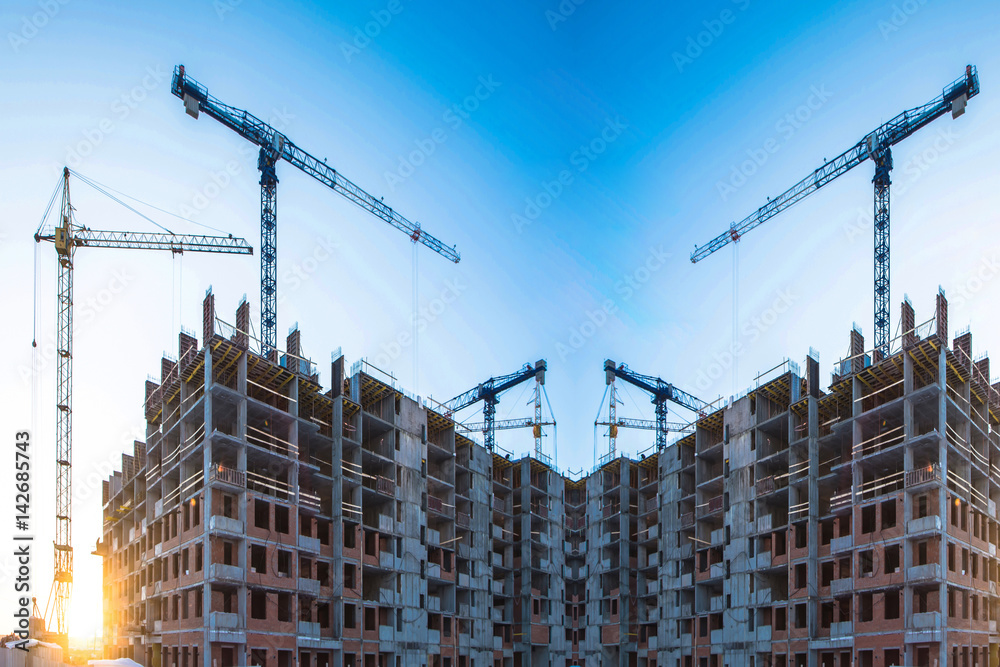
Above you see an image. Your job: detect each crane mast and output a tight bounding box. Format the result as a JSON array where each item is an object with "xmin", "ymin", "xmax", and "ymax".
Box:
[
  {"xmin": 692, "ymin": 66, "xmax": 979, "ymax": 358},
  {"xmin": 34, "ymin": 168, "xmax": 253, "ymax": 644},
  {"xmin": 603, "ymin": 360, "xmax": 707, "ymax": 453},
  {"xmin": 596, "ymin": 372, "xmax": 692, "ymax": 459},
  {"xmin": 171, "ymin": 65, "xmax": 460, "ymax": 356},
  {"xmin": 444, "ymin": 360, "xmax": 547, "ymax": 453}
]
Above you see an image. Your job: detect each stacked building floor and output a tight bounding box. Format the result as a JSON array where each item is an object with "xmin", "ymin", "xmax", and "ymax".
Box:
[{"xmin": 101, "ymin": 289, "xmax": 1000, "ymax": 667}]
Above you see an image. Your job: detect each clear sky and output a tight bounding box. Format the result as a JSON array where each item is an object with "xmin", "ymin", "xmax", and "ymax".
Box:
[{"xmin": 1, "ymin": 0, "xmax": 999, "ymax": 643}]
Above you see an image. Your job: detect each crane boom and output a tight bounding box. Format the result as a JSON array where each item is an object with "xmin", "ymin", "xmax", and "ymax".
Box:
[
  {"xmin": 458, "ymin": 417, "xmax": 553, "ymax": 432},
  {"xmin": 444, "ymin": 360, "xmax": 546, "ymax": 452},
  {"xmin": 34, "ymin": 168, "xmax": 252, "ymax": 645},
  {"xmin": 35, "ymin": 228, "xmax": 254, "ymax": 254},
  {"xmin": 596, "ymin": 417, "xmax": 692, "ymax": 432},
  {"xmin": 691, "ymin": 66, "xmax": 979, "ymax": 263},
  {"xmin": 691, "ymin": 66, "xmax": 979, "ymax": 357},
  {"xmin": 171, "ymin": 65, "xmax": 460, "ymax": 354},
  {"xmin": 604, "ymin": 360, "xmax": 707, "ymax": 453}
]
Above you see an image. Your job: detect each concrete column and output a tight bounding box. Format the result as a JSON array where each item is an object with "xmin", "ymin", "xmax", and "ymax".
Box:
[
  {"xmin": 807, "ymin": 387, "xmax": 819, "ymax": 667},
  {"xmin": 201, "ymin": 345, "xmax": 213, "ymax": 667},
  {"xmin": 937, "ymin": 344, "xmax": 949, "ymax": 667},
  {"xmin": 902, "ymin": 351, "xmax": 915, "ymax": 667}
]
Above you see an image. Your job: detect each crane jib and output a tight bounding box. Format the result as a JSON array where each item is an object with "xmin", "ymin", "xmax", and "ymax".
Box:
[{"xmin": 691, "ymin": 65, "xmax": 979, "ymax": 264}]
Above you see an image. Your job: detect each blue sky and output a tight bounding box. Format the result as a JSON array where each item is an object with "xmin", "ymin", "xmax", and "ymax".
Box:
[{"xmin": 1, "ymin": 0, "xmax": 999, "ymax": 640}]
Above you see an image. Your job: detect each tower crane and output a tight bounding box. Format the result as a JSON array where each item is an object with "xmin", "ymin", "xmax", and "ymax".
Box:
[
  {"xmin": 456, "ymin": 371, "xmax": 557, "ymax": 462},
  {"xmin": 443, "ymin": 361, "xmax": 549, "ymax": 454},
  {"xmin": 602, "ymin": 360, "xmax": 708, "ymax": 456},
  {"xmin": 171, "ymin": 65, "xmax": 461, "ymax": 356},
  {"xmin": 34, "ymin": 168, "xmax": 253, "ymax": 645},
  {"xmin": 691, "ymin": 65, "xmax": 980, "ymax": 358}
]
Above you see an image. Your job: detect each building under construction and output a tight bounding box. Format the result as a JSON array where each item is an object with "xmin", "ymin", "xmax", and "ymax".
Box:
[{"xmin": 101, "ymin": 288, "xmax": 1000, "ymax": 667}]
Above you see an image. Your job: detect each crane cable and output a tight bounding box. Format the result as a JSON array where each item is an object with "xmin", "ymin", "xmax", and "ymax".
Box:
[
  {"xmin": 412, "ymin": 241, "xmax": 418, "ymax": 395},
  {"xmin": 32, "ymin": 175, "xmax": 61, "ymax": 454},
  {"xmin": 67, "ymin": 169, "xmax": 174, "ymax": 235},
  {"xmin": 733, "ymin": 241, "xmax": 739, "ymax": 395}
]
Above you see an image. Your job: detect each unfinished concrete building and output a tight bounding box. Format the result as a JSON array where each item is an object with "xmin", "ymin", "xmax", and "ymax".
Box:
[
  {"xmin": 658, "ymin": 289, "xmax": 1000, "ymax": 667},
  {"xmin": 102, "ymin": 287, "xmax": 1000, "ymax": 667},
  {"xmin": 100, "ymin": 291, "xmax": 493, "ymax": 667}
]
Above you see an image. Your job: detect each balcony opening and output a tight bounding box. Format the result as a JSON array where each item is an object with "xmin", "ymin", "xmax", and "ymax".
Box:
[
  {"xmin": 277, "ymin": 550, "xmax": 291, "ymax": 577},
  {"xmin": 255, "ymin": 500, "xmax": 270, "ymax": 530},
  {"xmin": 277, "ymin": 593, "xmax": 292, "ymax": 622},
  {"xmin": 774, "ymin": 531, "xmax": 786, "ymax": 557},
  {"xmin": 344, "ymin": 524, "xmax": 356, "ymax": 549},
  {"xmin": 345, "ymin": 603, "xmax": 357, "ymax": 629},
  {"xmin": 275, "ymin": 505, "xmax": 290, "ymax": 534},
  {"xmin": 821, "ymin": 561, "xmax": 834, "ymax": 587},
  {"xmin": 884, "ymin": 590, "xmax": 899, "ymax": 619},
  {"xmin": 859, "ymin": 592, "xmax": 873, "ymax": 622},
  {"xmin": 821, "ymin": 521, "xmax": 833, "ymax": 545},
  {"xmin": 317, "ymin": 561, "xmax": 330, "ymax": 587},
  {"xmin": 859, "ymin": 550, "xmax": 874, "ymax": 577},
  {"xmin": 251, "ymin": 545, "xmax": 266, "ymax": 574},
  {"xmin": 916, "ymin": 494, "xmax": 928, "ymax": 519},
  {"xmin": 885, "ymin": 545, "xmax": 900, "ymax": 574},
  {"xmin": 880, "ymin": 500, "xmax": 896, "ymax": 529},
  {"xmin": 251, "ymin": 590, "xmax": 266, "ymax": 619},
  {"xmin": 861, "ymin": 506, "xmax": 876, "ymax": 534}
]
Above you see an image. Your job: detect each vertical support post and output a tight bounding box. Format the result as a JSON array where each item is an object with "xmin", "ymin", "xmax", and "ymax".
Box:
[
  {"xmin": 483, "ymin": 397, "xmax": 497, "ymax": 452},
  {"xmin": 873, "ymin": 147, "xmax": 892, "ymax": 359},
  {"xmin": 258, "ymin": 147, "xmax": 279, "ymax": 357},
  {"xmin": 654, "ymin": 400, "xmax": 667, "ymax": 453},
  {"xmin": 48, "ymin": 167, "xmax": 74, "ymax": 642}
]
